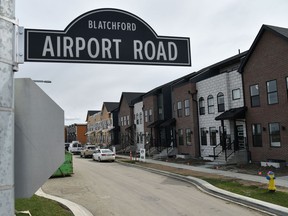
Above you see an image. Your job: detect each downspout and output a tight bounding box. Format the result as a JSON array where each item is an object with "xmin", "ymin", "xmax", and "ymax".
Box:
[{"xmin": 190, "ymin": 90, "xmax": 201, "ymax": 158}]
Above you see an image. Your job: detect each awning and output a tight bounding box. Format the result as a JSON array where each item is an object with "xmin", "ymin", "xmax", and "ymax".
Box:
[
  {"xmin": 147, "ymin": 120, "xmax": 164, "ymax": 128},
  {"xmin": 215, "ymin": 106, "xmax": 247, "ymax": 121},
  {"xmin": 160, "ymin": 118, "xmax": 176, "ymax": 127}
]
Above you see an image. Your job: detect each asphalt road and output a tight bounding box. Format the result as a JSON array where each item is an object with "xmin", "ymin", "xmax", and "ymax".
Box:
[{"xmin": 42, "ymin": 156, "xmax": 266, "ymax": 216}]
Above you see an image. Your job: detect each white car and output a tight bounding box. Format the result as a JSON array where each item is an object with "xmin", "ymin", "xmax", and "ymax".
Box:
[
  {"xmin": 80, "ymin": 145, "xmax": 96, "ymax": 158},
  {"xmin": 93, "ymin": 149, "xmax": 115, "ymax": 162}
]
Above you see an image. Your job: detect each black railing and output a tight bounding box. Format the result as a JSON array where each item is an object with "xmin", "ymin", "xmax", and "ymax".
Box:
[
  {"xmin": 213, "ymin": 143, "xmax": 222, "ymax": 159},
  {"xmin": 225, "ymin": 141, "xmax": 235, "ymax": 161}
]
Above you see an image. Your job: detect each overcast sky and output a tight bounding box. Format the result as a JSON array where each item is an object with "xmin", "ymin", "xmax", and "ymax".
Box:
[{"xmin": 15, "ymin": 0, "xmax": 288, "ymax": 125}]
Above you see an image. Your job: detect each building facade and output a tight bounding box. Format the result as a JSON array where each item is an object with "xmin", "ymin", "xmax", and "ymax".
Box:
[{"xmin": 240, "ymin": 25, "xmax": 288, "ymax": 162}]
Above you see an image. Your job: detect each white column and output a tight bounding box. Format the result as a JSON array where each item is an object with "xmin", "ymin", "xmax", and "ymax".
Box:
[{"xmin": 0, "ymin": 0, "xmax": 15, "ymax": 215}]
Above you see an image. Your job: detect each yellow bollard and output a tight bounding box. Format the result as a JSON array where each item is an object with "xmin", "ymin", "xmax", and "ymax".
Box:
[{"xmin": 266, "ymin": 171, "xmax": 276, "ymax": 192}]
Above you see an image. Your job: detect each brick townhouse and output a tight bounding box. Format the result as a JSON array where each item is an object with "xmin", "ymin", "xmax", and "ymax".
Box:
[{"xmin": 239, "ymin": 25, "xmax": 288, "ymax": 162}]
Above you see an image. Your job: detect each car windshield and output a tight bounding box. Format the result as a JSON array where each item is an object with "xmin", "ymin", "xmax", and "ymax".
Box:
[
  {"xmin": 88, "ymin": 146, "xmax": 95, "ymax": 150},
  {"xmin": 101, "ymin": 149, "xmax": 112, "ymax": 153}
]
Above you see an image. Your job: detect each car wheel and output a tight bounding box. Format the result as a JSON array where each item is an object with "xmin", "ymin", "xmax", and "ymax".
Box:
[{"xmin": 98, "ymin": 157, "xmax": 101, "ymax": 162}]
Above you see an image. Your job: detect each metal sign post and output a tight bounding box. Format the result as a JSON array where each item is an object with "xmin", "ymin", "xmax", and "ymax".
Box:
[{"xmin": 0, "ymin": 0, "xmax": 15, "ymax": 215}]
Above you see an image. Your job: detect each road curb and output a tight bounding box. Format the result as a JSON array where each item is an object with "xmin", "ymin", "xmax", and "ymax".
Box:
[
  {"xmin": 36, "ymin": 188, "xmax": 93, "ymax": 216},
  {"xmin": 117, "ymin": 160, "xmax": 288, "ymax": 216}
]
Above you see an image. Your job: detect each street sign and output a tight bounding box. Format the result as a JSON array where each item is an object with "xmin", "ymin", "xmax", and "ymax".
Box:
[{"xmin": 25, "ymin": 8, "xmax": 191, "ymax": 66}]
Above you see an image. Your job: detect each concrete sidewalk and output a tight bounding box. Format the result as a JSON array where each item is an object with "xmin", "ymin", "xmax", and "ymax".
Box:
[{"xmin": 117, "ymin": 155, "xmax": 288, "ymax": 188}]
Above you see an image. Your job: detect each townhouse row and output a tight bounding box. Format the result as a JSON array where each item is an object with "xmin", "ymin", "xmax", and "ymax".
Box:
[{"xmin": 70, "ymin": 24, "xmax": 288, "ymax": 164}]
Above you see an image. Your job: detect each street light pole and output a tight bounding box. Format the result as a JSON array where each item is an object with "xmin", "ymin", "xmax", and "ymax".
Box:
[{"xmin": 0, "ymin": 0, "xmax": 15, "ymax": 215}]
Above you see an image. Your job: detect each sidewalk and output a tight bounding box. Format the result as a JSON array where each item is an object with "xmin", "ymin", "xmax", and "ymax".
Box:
[{"xmin": 117, "ymin": 155, "xmax": 288, "ymax": 188}]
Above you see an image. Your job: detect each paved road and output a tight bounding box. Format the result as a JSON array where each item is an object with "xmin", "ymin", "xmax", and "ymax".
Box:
[{"xmin": 42, "ymin": 156, "xmax": 267, "ymax": 216}]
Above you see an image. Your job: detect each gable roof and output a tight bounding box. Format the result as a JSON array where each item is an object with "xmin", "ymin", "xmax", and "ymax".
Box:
[
  {"xmin": 239, "ymin": 25, "xmax": 288, "ymax": 73},
  {"xmin": 119, "ymin": 92, "xmax": 145, "ymax": 107},
  {"xmin": 86, "ymin": 110, "xmax": 100, "ymax": 121},
  {"xmin": 103, "ymin": 102, "xmax": 119, "ymax": 112}
]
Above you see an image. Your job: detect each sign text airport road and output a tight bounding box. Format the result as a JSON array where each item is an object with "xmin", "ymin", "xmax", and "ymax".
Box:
[{"xmin": 24, "ymin": 8, "xmax": 191, "ymax": 66}]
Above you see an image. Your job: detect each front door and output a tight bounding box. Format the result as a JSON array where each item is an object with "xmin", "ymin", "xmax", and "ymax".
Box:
[{"xmin": 236, "ymin": 125, "xmax": 245, "ymax": 150}]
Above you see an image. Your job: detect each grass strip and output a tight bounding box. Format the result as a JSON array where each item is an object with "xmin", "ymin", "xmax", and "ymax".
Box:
[
  {"xmin": 203, "ymin": 178, "xmax": 288, "ymax": 208},
  {"xmin": 15, "ymin": 195, "xmax": 74, "ymax": 216}
]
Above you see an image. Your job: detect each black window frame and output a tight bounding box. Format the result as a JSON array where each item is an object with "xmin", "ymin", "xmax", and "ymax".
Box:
[
  {"xmin": 266, "ymin": 80, "xmax": 278, "ymax": 105},
  {"xmin": 232, "ymin": 88, "xmax": 241, "ymax": 100},
  {"xmin": 178, "ymin": 129, "xmax": 184, "ymax": 145},
  {"xmin": 250, "ymin": 84, "xmax": 260, "ymax": 107},
  {"xmin": 252, "ymin": 124, "xmax": 262, "ymax": 147},
  {"xmin": 199, "ymin": 97, "xmax": 205, "ymax": 115},
  {"xmin": 209, "ymin": 127, "xmax": 217, "ymax": 146},
  {"xmin": 207, "ymin": 95, "xmax": 214, "ymax": 114},
  {"xmin": 217, "ymin": 92, "xmax": 225, "ymax": 112},
  {"xmin": 185, "ymin": 128, "xmax": 192, "ymax": 145},
  {"xmin": 269, "ymin": 122, "xmax": 281, "ymax": 147},
  {"xmin": 184, "ymin": 99, "xmax": 190, "ymax": 116},
  {"xmin": 200, "ymin": 128, "xmax": 207, "ymax": 145}
]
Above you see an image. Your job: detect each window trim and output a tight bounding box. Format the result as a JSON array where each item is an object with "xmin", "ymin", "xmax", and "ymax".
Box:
[
  {"xmin": 250, "ymin": 84, "xmax": 260, "ymax": 107},
  {"xmin": 184, "ymin": 99, "xmax": 190, "ymax": 116},
  {"xmin": 266, "ymin": 80, "xmax": 279, "ymax": 105},
  {"xmin": 217, "ymin": 92, "xmax": 225, "ymax": 112},
  {"xmin": 232, "ymin": 88, "xmax": 241, "ymax": 100},
  {"xmin": 199, "ymin": 97, "xmax": 205, "ymax": 115},
  {"xmin": 200, "ymin": 128, "xmax": 207, "ymax": 145},
  {"xmin": 185, "ymin": 128, "xmax": 192, "ymax": 145},
  {"xmin": 269, "ymin": 122, "xmax": 281, "ymax": 148},
  {"xmin": 177, "ymin": 101, "xmax": 182, "ymax": 117},
  {"xmin": 207, "ymin": 95, "xmax": 214, "ymax": 114},
  {"xmin": 252, "ymin": 124, "xmax": 262, "ymax": 147},
  {"xmin": 178, "ymin": 129, "xmax": 184, "ymax": 145}
]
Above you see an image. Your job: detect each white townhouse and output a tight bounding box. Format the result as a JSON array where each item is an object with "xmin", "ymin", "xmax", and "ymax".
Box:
[
  {"xmin": 134, "ymin": 100, "xmax": 145, "ymax": 152},
  {"xmin": 196, "ymin": 52, "xmax": 248, "ymax": 162}
]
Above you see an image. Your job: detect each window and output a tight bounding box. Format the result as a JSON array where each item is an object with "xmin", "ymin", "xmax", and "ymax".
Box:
[
  {"xmin": 140, "ymin": 112, "xmax": 143, "ymax": 124},
  {"xmin": 144, "ymin": 110, "xmax": 148, "ymax": 122},
  {"xmin": 252, "ymin": 124, "xmax": 262, "ymax": 147},
  {"xmin": 200, "ymin": 128, "xmax": 207, "ymax": 145},
  {"xmin": 207, "ymin": 95, "xmax": 214, "ymax": 114},
  {"xmin": 269, "ymin": 123, "xmax": 281, "ymax": 147},
  {"xmin": 199, "ymin": 97, "xmax": 205, "ymax": 115},
  {"xmin": 148, "ymin": 109, "xmax": 152, "ymax": 122},
  {"xmin": 177, "ymin": 101, "xmax": 182, "ymax": 117},
  {"xmin": 185, "ymin": 128, "xmax": 192, "ymax": 145},
  {"xmin": 209, "ymin": 127, "xmax": 217, "ymax": 146},
  {"xmin": 136, "ymin": 113, "xmax": 139, "ymax": 124},
  {"xmin": 267, "ymin": 80, "xmax": 278, "ymax": 104},
  {"xmin": 232, "ymin": 89, "xmax": 241, "ymax": 100},
  {"xmin": 250, "ymin": 84, "xmax": 260, "ymax": 107},
  {"xmin": 217, "ymin": 92, "xmax": 225, "ymax": 112},
  {"xmin": 286, "ymin": 77, "xmax": 288, "ymax": 97},
  {"xmin": 127, "ymin": 115, "xmax": 130, "ymax": 125},
  {"xmin": 184, "ymin": 99, "xmax": 190, "ymax": 116},
  {"xmin": 178, "ymin": 129, "xmax": 183, "ymax": 145}
]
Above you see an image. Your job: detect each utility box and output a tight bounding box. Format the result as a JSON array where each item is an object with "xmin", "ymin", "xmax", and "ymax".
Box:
[{"xmin": 52, "ymin": 151, "xmax": 73, "ymax": 177}]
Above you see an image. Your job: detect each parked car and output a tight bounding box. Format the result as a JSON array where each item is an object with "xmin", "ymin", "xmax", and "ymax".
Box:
[
  {"xmin": 80, "ymin": 145, "xmax": 96, "ymax": 158},
  {"xmin": 68, "ymin": 142, "xmax": 83, "ymax": 155},
  {"xmin": 92, "ymin": 149, "xmax": 115, "ymax": 162}
]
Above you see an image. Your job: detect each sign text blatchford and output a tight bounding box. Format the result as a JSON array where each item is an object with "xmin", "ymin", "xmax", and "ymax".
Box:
[{"xmin": 25, "ymin": 9, "xmax": 191, "ymax": 66}]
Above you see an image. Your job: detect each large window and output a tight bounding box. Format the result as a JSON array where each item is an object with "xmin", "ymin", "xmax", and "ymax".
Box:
[
  {"xmin": 250, "ymin": 84, "xmax": 260, "ymax": 107},
  {"xmin": 209, "ymin": 127, "xmax": 217, "ymax": 146},
  {"xmin": 252, "ymin": 124, "xmax": 262, "ymax": 147},
  {"xmin": 217, "ymin": 92, "xmax": 225, "ymax": 112},
  {"xmin": 177, "ymin": 101, "xmax": 182, "ymax": 117},
  {"xmin": 269, "ymin": 123, "xmax": 281, "ymax": 147},
  {"xmin": 139, "ymin": 112, "xmax": 143, "ymax": 124},
  {"xmin": 267, "ymin": 80, "xmax": 278, "ymax": 105},
  {"xmin": 185, "ymin": 128, "xmax": 192, "ymax": 145},
  {"xmin": 199, "ymin": 97, "xmax": 205, "ymax": 115},
  {"xmin": 178, "ymin": 129, "xmax": 184, "ymax": 145},
  {"xmin": 184, "ymin": 99, "xmax": 190, "ymax": 116},
  {"xmin": 200, "ymin": 128, "xmax": 207, "ymax": 145},
  {"xmin": 207, "ymin": 95, "xmax": 214, "ymax": 114}
]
